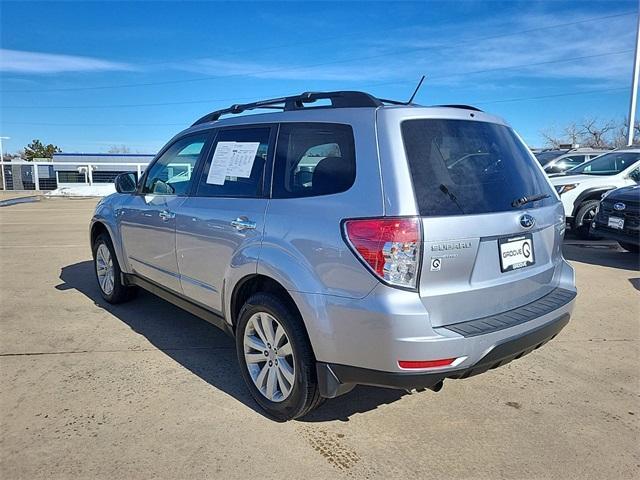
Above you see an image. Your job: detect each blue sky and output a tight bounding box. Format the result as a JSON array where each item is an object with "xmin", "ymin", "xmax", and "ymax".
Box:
[{"xmin": 0, "ymin": 0, "xmax": 637, "ymax": 154}]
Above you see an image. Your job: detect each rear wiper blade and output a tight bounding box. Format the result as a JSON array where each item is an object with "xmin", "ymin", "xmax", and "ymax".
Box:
[
  {"xmin": 439, "ymin": 184, "xmax": 465, "ymax": 214},
  {"xmin": 511, "ymin": 193, "xmax": 550, "ymax": 208}
]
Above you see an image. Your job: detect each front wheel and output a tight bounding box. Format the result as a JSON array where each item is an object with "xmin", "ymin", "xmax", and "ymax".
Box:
[
  {"xmin": 236, "ymin": 293, "xmax": 323, "ymax": 421},
  {"xmin": 92, "ymin": 233, "xmax": 137, "ymax": 304},
  {"xmin": 619, "ymin": 242, "xmax": 639, "ymax": 253},
  {"xmin": 574, "ymin": 200, "xmax": 601, "ymax": 239}
]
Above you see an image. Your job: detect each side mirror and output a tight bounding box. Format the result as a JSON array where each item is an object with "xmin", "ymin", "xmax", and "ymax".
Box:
[{"xmin": 114, "ymin": 172, "xmax": 137, "ymax": 194}]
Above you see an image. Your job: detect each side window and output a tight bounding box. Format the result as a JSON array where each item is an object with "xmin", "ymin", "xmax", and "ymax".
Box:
[
  {"xmin": 272, "ymin": 123, "xmax": 355, "ymax": 198},
  {"xmin": 196, "ymin": 127, "xmax": 271, "ymax": 197},
  {"xmin": 562, "ymin": 155, "xmax": 586, "ymax": 168},
  {"xmin": 141, "ymin": 134, "xmax": 208, "ymax": 195},
  {"xmin": 565, "ymin": 155, "xmax": 585, "ymax": 164}
]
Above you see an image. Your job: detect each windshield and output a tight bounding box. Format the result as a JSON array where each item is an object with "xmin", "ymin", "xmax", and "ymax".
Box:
[
  {"xmin": 401, "ymin": 119, "xmax": 556, "ymax": 216},
  {"xmin": 565, "ymin": 152, "xmax": 640, "ymax": 176},
  {"xmin": 535, "ymin": 150, "xmax": 567, "ymax": 165}
]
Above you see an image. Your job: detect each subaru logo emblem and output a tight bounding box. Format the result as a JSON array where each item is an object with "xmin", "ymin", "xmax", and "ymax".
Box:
[
  {"xmin": 520, "ymin": 214, "xmax": 535, "ymax": 229},
  {"xmin": 613, "ymin": 202, "xmax": 626, "ymax": 211}
]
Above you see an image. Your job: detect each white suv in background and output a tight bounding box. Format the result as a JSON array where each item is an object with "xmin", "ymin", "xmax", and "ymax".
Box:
[
  {"xmin": 535, "ymin": 148, "xmax": 608, "ymax": 174},
  {"xmin": 549, "ymin": 149, "xmax": 640, "ymax": 238}
]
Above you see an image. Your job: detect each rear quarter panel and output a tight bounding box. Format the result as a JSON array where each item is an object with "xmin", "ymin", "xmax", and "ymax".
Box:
[{"xmin": 258, "ymin": 109, "xmax": 386, "ymax": 299}]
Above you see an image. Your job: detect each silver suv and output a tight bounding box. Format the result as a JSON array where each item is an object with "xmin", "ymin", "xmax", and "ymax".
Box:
[{"xmin": 90, "ymin": 91, "xmax": 577, "ymax": 420}]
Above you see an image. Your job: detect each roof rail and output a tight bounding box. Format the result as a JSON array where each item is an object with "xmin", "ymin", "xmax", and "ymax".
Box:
[
  {"xmin": 192, "ymin": 91, "xmax": 384, "ymax": 126},
  {"xmin": 434, "ymin": 104, "xmax": 483, "ymax": 112}
]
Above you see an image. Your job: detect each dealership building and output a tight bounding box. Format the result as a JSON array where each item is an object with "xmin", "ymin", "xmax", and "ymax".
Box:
[{"xmin": 2, "ymin": 153, "xmax": 156, "ymax": 190}]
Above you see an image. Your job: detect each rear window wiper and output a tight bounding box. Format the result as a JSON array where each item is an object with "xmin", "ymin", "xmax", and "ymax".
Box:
[
  {"xmin": 439, "ymin": 184, "xmax": 465, "ymax": 214},
  {"xmin": 511, "ymin": 193, "xmax": 550, "ymax": 208}
]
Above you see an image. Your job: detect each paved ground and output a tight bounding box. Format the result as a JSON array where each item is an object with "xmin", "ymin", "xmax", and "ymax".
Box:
[
  {"xmin": 0, "ymin": 190, "xmax": 41, "ymax": 201},
  {"xmin": 1, "ymin": 197, "xmax": 638, "ymax": 480}
]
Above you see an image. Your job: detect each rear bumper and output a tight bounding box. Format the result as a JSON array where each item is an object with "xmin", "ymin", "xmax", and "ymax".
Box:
[
  {"xmin": 318, "ymin": 312, "xmax": 570, "ymax": 397},
  {"xmin": 292, "ymin": 258, "xmax": 576, "ymax": 374}
]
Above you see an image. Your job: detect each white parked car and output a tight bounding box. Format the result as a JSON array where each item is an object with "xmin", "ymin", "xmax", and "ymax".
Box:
[
  {"xmin": 549, "ymin": 149, "xmax": 640, "ymax": 238},
  {"xmin": 535, "ymin": 148, "xmax": 608, "ymax": 174}
]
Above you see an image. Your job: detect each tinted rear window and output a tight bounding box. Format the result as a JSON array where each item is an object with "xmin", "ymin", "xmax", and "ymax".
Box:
[{"xmin": 401, "ymin": 119, "xmax": 555, "ymax": 216}]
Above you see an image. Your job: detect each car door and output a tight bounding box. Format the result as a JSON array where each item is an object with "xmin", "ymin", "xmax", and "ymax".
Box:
[
  {"xmin": 175, "ymin": 125, "xmax": 274, "ymax": 313},
  {"xmin": 119, "ymin": 132, "xmax": 211, "ymax": 293}
]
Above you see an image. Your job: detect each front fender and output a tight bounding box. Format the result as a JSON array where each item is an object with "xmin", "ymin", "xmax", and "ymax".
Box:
[{"xmin": 90, "ymin": 199, "xmax": 130, "ymax": 274}]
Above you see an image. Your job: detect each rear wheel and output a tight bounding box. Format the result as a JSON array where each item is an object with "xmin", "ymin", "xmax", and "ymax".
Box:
[
  {"xmin": 574, "ymin": 200, "xmax": 601, "ymax": 239},
  {"xmin": 92, "ymin": 233, "xmax": 136, "ymax": 304},
  {"xmin": 619, "ymin": 242, "xmax": 639, "ymax": 253},
  {"xmin": 236, "ymin": 293, "xmax": 323, "ymax": 421}
]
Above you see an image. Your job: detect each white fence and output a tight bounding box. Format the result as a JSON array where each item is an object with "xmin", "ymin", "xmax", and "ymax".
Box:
[{"xmin": 0, "ymin": 161, "xmax": 150, "ymax": 191}]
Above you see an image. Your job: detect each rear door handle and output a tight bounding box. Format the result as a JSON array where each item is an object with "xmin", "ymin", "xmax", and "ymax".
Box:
[
  {"xmin": 231, "ymin": 217, "xmax": 256, "ymax": 231},
  {"xmin": 159, "ymin": 210, "xmax": 175, "ymax": 221}
]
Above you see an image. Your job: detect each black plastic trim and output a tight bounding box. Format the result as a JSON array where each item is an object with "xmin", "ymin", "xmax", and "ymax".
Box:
[
  {"xmin": 125, "ymin": 273, "xmax": 234, "ymax": 337},
  {"xmin": 192, "ymin": 91, "xmax": 384, "ymax": 126},
  {"xmin": 433, "ymin": 104, "xmax": 483, "ymax": 112},
  {"xmin": 439, "ymin": 287, "xmax": 576, "ymax": 337},
  {"xmin": 317, "ymin": 313, "xmax": 570, "ymax": 398}
]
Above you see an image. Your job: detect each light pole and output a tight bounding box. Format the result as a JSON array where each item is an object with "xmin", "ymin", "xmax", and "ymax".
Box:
[
  {"xmin": 0, "ymin": 136, "xmax": 10, "ymax": 191},
  {"xmin": 628, "ymin": 9, "xmax": 640, "ymax": 146}
]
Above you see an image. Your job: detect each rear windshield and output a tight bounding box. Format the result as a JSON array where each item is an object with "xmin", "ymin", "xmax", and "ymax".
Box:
[{"xmin": 401, "ymin": 119, "xmax": 555, "ymax": 216}]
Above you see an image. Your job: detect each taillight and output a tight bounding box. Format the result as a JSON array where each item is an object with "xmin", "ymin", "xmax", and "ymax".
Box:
[{"xmin": 343, "ymin": 217, "xmax": 421, "ymax": 290}]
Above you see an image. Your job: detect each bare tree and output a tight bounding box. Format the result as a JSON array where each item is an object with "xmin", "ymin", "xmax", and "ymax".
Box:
[
  {"xmin": 613, "ymin": 119, "xmax": 640, "ymax": 147},
  {"xmin": 539, "ymin": 118, "xmax": 638, "ymax": 150},
  {"xmin": 3, "ymin": 150, "xmax": 24, "ymax": 161},
  {"xmin": 563, "ymin": 122, "xmax": 581, "ymax": 146},
  {"xmin": 612, "ymin": 125, "xmax": 628, "ymax": 148},
  {"xmin": 539, "ymin": 123, "xmax": 581, "ymax": 149},
  {"xmin": 107, "ymin": 145, "xmax": 131, "ymax": 154},
  {"xmin": 540, "ymin": 128, "xmax": 562, "ymax": 148},
  {"xmin": 579, "ymin": 118, "xmax": 616, "ymax": 148}
]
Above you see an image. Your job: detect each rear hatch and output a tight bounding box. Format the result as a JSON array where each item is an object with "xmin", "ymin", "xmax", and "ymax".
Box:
[{"xmin": 401, "ymin": 118, "xmax": 564, "ymax": 327}]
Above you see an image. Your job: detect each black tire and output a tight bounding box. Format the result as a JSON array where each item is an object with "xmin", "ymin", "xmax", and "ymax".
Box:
[
  {"xmin": 235, "ymin": 293, "xmax": 323, "ymax": 421},
  {"xmin": 574, "ymin": 200, "xmax": 601, "ymax": 239},
  {"xmin": 92, "ymin": 233, "xmax": 137, "ymax": 304},
  {"xmin": 619, "ymin": 242, "xmax": 640, "ymax": 253}
]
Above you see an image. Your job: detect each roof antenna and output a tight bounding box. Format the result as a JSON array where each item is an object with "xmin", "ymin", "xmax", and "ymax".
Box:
[{"xmin": 405, "ymin": 75, "xmax": 426, "ymax": 105}]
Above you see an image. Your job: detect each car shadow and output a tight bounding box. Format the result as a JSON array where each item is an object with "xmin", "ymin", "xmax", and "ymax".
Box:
[
  {"xmin": 56, "ymin": 261, "xmax": 408, "ymax": 422},
  {"xmin": 562, "ymin": 239, "xmax": 640, "ymax": 271}
]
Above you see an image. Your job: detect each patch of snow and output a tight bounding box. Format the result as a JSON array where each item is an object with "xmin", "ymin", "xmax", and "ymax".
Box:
[{"xmin": 45, "ymin": 184, "xmax": 116, "ymax": 197}]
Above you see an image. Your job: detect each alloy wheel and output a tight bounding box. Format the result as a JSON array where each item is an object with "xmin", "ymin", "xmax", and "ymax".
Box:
[
  {"xmin": 243, "ymin": 312, "xmax": 295, "ymax": 402},
  {"xmin": 96, "ymin": 243, "xmax": 115, "ymax": 295}
]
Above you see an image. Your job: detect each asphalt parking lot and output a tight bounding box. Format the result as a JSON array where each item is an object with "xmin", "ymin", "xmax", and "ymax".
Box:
[{"xmin": 1, "ymin": 197, "xmax": 638, "ymax": 479}]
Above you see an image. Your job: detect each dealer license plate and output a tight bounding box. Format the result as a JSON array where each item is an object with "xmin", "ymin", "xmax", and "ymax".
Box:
[
  {"xmin": 607, "ymin": 216, "xmax": 624, "ymax": 230},
  {"xmin": 499, "ymin": 234, "xmax": 535, "ymax": 272}
]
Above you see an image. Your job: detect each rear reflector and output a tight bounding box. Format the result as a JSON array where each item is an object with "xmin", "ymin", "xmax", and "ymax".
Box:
[
  {"xmin": 343, "ymin": 217, "xmax": 421, "ymax": 289},
  {"xmin": 398, "ymin": 358, "xmax": 456, "ymax": 369}
]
